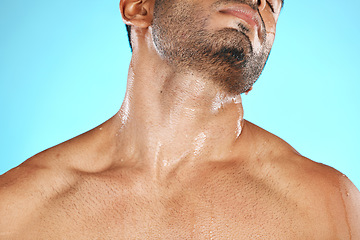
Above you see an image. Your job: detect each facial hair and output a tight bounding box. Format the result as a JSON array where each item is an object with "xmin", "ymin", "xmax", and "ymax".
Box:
[{"xmin": 152, "ymin": 0, "xmax": 272, "ymax": 94}]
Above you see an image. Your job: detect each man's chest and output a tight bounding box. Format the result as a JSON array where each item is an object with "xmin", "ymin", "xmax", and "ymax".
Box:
[
  {"xmin": 27, "ymin": 175, "xmax": 335, "ymax": 239},
  {"xmin": 33, "ymin": 196, "xmax": 300, "ymax": 239}
]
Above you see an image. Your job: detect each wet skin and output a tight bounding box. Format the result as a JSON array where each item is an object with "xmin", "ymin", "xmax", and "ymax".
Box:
[
  {"xmin": 1, "ymin": 120, "xmax": 359, "ymax": 239},
  {"xmin": 1, "ymin": 0, "xmax": 360, "ymax": 239}
]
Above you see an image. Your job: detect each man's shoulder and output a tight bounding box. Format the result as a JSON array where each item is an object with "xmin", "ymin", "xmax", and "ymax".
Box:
[
  {"xmin": 0, "ymin": 154, "xmax": 78, "ymax": 236},
  {"xmin": 0, "ymin": 140, "xmax": 81, "ymax": 198},
  {"xmin": 244, "ymin": 120, "xmax": 359, "ymax": 237},
  {"xmin": 277, "ymin": 153, "xmax": 360, "ymax": 237},
  {"xmin": 336, "ymin": 170, "xmax": 360, "ymax": 239},
  {"xmin": 292, "ymin": 160, "xmax": 360, "ymax": 238},
  {"xmin": 0, "ymin": 123, "xmax": 119, "ymax": 234},
  {"xmin": 253, "ymin": 120, "xmax": 360, "ymax": 205}
]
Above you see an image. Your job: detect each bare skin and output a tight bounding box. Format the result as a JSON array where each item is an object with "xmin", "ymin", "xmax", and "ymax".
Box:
[{"xmin": 1, "ymin": 0, "xmax": 359, "ymax": 239}]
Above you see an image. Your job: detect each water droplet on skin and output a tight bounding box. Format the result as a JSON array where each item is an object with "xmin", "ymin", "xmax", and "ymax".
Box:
[
  {"xmin": 194, "ymin": 132, "xmax": 206, "ymax": 156},
  {"xmin": 99, "ymin": 127, "xmax": 103, "ymax": 131},
  {"xmin": 346, "ymin": 192, "xmax": 350, "ymax": 197},
  {"xmin": 163, "ymin": 159, "xmax": 169, "ymax": 167}
]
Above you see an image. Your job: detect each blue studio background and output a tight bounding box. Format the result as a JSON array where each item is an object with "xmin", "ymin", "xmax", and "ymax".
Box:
[{"xmin": 1, "ymin": 0, "xmax": 359, "ymax": 189}]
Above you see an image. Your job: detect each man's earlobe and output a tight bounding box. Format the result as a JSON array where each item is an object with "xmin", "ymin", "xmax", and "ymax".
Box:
[{"xmin": 120, "ymin": 0, "xmax": 153, "ymax": 28}]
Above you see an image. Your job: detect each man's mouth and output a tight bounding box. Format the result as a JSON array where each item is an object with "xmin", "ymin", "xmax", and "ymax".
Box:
[{"xmin": 218, "ymin": 4, "xmax": 263, "ymax": 36}]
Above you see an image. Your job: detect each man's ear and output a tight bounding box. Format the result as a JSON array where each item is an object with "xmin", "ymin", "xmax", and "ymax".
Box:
[{"xmin": 120, "ymin": 0, "xmax": 153, "ymax": 28}]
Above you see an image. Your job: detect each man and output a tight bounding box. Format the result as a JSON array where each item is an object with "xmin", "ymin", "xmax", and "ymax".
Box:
[{"xmin": 1, "ymin": 0, "xmax": 359, "ymax": 238}]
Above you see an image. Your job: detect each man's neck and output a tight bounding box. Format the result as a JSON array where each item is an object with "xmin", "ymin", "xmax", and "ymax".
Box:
[{"xmin": 110, "ymin": 44, "xmax": 246, "ymax": 176}]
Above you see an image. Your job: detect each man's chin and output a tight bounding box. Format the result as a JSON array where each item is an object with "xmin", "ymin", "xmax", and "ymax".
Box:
[
  {"xmin": 210, "ymin": 28, "xmax": 253, "ymax": 55},
  {"xmin": 212, "ymin": 47, "xmax": 247, "ymax": 67}
]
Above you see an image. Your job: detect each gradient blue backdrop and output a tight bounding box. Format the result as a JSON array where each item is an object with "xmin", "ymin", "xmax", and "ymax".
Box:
[{"xmin": 1, "ymin": 0, "xmax": 359, "ymax": 189}]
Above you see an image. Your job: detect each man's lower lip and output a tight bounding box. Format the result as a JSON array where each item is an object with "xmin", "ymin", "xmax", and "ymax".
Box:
[{"xmin": 219, "ymin": 10, "xmax": 258, "ymax": 29}]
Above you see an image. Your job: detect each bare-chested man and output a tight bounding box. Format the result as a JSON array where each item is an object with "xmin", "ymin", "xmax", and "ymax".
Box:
[{"xmin": 1, "ymin": 0, "xmax": 359, "ymax": 239}]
